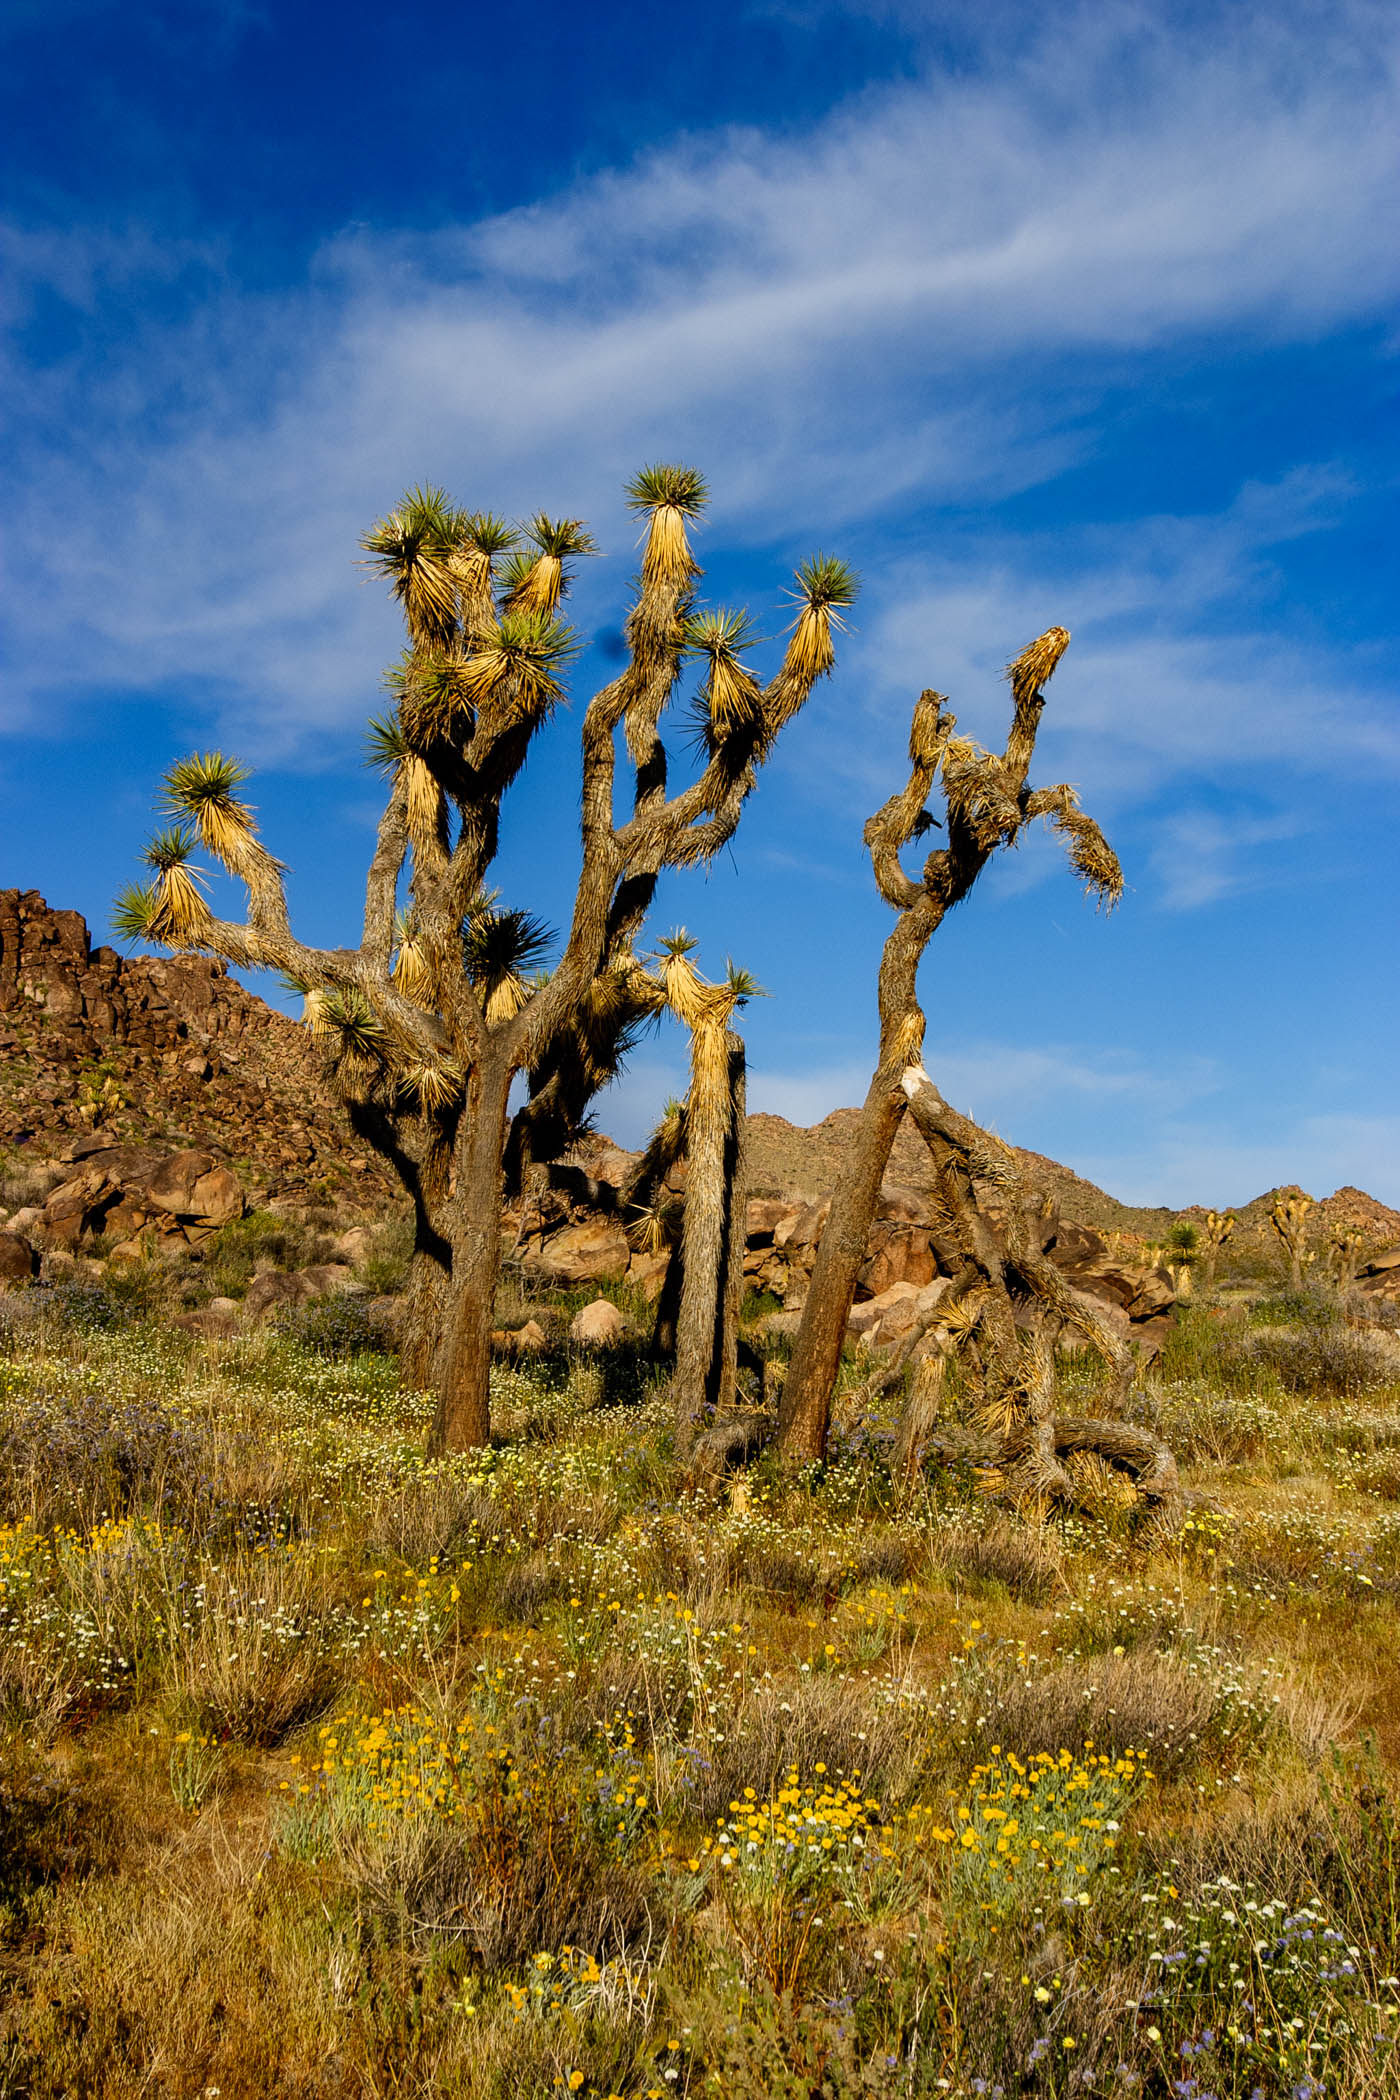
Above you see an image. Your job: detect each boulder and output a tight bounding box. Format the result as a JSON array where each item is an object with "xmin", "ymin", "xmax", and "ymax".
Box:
[
  {"xmin": 744, "ymin": 1198, "xmax": 798, "ymax": 1247},
  {"xmin": 760, "ymin": 1308, "xmax": 804, "ymax": 1340},
  {"xmin": 333, "ymin": 1225, "xmax": 377, "ymax": 1266},
  {"xmin": 141, "ymin": 1151, "xmax": 243, "ymax": 1227},
  {"xmin": 855, "ymin": 1278, "xmax": 949, "ymax": 1348},
  {"xmin": 172, "ymin": 1303, "xmax": 237, "ymax": 1340},
  {"xmin": 242, "ymin": 1269, "xmax": 310, "ymax": 1320},
  {"xmin": 857, "ymin": 1224, "xmax": 936, "ymax": 1299},
  {"xmin": 570, "ymin": 1298, "xmax": 626, "ymax": 1347},
  {"xmin": 5, "ymin": 1206, "xmax": 43, "ymax": 1239},
  {"xmin": 626, "ymin": 1251, "xmax": 671, "ymax": 1301},
  {"xmin": 0, "ymin": 1233, "xmax": 37, "ymax": 1286},
  {"xmin": 297, "ymin": 1263, "xmax": 359, "ymax": 1299},
  {"xmin": 774, "ymin": 1199, "xmax": 830, "ymax": 1254},
  {"xmin": 513, "ymin": 1318, "xmax": 549, "ymax": 1352},
  {"xmin": 533, "ymin": 1219, "xmax": 630, "ymax": 1285},
  {"xmin": 1361, "ymin": 1245, "xmax": 1400, "ymax": 1275}
]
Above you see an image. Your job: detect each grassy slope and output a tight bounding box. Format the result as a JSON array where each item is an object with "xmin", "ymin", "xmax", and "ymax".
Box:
[{"xmin": 0, "ymin": 1289, "xmax": 1398, "ymax": 2098}]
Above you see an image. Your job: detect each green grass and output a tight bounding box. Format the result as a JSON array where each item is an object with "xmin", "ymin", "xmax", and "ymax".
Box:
[{"xmin": 0, "ymin": 1290, "xmax": 1397, "ymax": 2096}]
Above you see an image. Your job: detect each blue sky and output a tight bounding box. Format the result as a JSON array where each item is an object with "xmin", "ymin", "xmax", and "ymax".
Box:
[{"xmin": 2, "ymin": 0, "xmax": 1396, "ymax": 1205}]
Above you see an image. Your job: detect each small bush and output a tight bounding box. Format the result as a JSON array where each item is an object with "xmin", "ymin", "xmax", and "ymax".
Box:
[
  {"xmin": 270, "ymin": 1294, "xmax": 395, "ymax": 1359},
  {"xmin": 1250, "ymin": 1326, "xmax": 1395, "ymax": 1395}
]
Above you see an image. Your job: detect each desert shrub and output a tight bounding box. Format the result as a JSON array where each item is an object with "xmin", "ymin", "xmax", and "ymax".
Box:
[
  {"xmin": 167, "ymin": 1547, "xmax": 342, "ymax": 1745},
  {"xmin": 285, "ymin": 1704, "xmax": 655, "ymax": 1967},
  {"xmin": 203, "ymin": 1209, "xmax": 334, "ymax": 1297},
  {"xmin": 352, "ymin": 1214, "xmax": 414, "ymax": 1294},
  {"xmin": 36, "ymin": 1278, "xmax": 147, "ymax": 1335},
  {"xmin": 0, "ymin": 1388, "xmax": 214, "ymax": 1534},
  {"xmin": 1251, "ymin": 1287, "xmax": 1341, "ymax": 1329},
  {"xmin": 0, "ymin": 1154, "xmax": 66, "ymax": 1214},
  {"xmin": 680, "ymin": 1674, "xmax": 924, "ymax": 1826},
  {"xmin": 270, "ymin": 1294, "xmax": 395, "ymax": 1359},
  {"xmin": 363, "ymin": 1476, "xmax": 508, "ymax": 1567},
  {"xmin": 932, "ymin": 1514, "xmax": 1063, "ymax": 1604},
  {"xmin": 1249, "ymin": 1326, "xmax": 1396, "ymax": 1396},
  {"xmin": 948, "ymin": 1641, "xmax": 1282, "ymax": 1777}
]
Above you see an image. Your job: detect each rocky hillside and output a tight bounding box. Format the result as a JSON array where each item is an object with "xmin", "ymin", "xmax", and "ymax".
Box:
[
  {"xmin": 2, "ymin": 889, "xmax": 1396, "ymax": 1317},
  {"xmin": 0, "ymin": 889, "xmax": 392, "ymax": 1211}
]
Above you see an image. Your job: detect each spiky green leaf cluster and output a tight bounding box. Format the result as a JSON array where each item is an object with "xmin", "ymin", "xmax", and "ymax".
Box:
[
  {"xmin": 163, "ymin": 752, "xmax": 249, "ymax": 818},
  {"xmin": 624, "ymin": 464, "xmax": 708, "ymax": 518},
  {"xmin": 464, "ymin": 903, "xmax": 555, "ymax": 984},
  {"xmin": 112, "ymin": 884, "xmax": 164, "ymax": 944},
  {"xmin": 141, "ymin": 827, "xmax": 197, "ymax": 872},
  {"xmin": 793, "ymin": 552, "xmax": 860, "ymax": 612},
  {"xmin": 459, "ymin": 512, "xmax": 518, "ymax": 557},
  {"xmin": 364, "ymin": 713, "xmax": 410, "ymax": 775},
  {"xmin": 525, "ymin": 515, "xmax": 598, "ymax": 559}
]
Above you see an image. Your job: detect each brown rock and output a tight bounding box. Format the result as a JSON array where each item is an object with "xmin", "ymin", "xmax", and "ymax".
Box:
[
  {"xmin": 173, "ymin": 1305, "xmax": 237, "ymax": 1340},
  {"xmin": 857, "ymin": 1225, "xmax": 935, "ymax": 1299},
  {"xmin": 533, "ymin": 1219, "xmax": 630, "ymax": 1284},
  {"xmin": 333, "ymin": 1225, "xmax": 377, "ymax": 1266},
  {"xmin": 298, "ymin": 1263, "xmax": 359, "ymax": 1298},
  {"xmin": 141, "ymin": 1150, "xmax": 243, "ymax": 1225},
  {"xmin": 774, "ymin": 1199, "xmax": 830, "ymax": 1254},
  {"xmin": 744, "ymin": 1198, "xmax": 797, "ymax": 1247},
  {"xmin": 188, "ymin": 1165, "xmax": 242, "ymax": 1226},
  {"xmin": 513, "ymin": 1318, "xmax": 549, "ymax": 1352},
  {"xmin": 0, "ymin": 1233, "xmax": 37, "ymax": 1286},
  {"xmin": 242, "ymin": 1270, "xmax": 310, "ymax": 1320},
  {"xmin": 626, "ymin": 1251, "xmax": 671, "ymax": 1302},
  {"xmin": 570, "ymin": 1298, "xmax": 626, "ymax": 1347}
]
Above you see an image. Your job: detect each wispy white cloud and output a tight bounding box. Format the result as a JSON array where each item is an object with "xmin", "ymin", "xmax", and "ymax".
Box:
[{"xmin": 2, "ymin": 3, "xmax": 1396, "ymax": 752}]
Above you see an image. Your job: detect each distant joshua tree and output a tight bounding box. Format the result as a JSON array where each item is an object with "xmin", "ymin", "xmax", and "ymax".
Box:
[
  {"xmin": 116, "ymin": 470, "xmax": 856, "ymax": 1452},
  {"xmin": 1201, "ymin": 1209, "xmax": 1236, "ymax": 1293},
  {"xmin": 1269, "ymin": 1191, "xmax": 1315, "ymax": 1291}
]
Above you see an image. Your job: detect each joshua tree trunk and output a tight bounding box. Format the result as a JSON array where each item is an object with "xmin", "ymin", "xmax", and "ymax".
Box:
[
  {"xmin": 716, "ymin": 1032, "xmax": 748, "ymax": 1411},
  {"xmin": 672, "ymin": 1016, "xmax": 741, "ymax": 1450},
  {"xmin": 431, "ymin": 1055, "xmax": 513, "ymax": 1451},
  {"xmin": 778, "ymin": 1067, "xmax": 907, "ymax": 1462}
]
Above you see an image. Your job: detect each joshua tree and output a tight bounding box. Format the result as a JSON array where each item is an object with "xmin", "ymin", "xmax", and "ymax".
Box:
[
  {"xmin": 1269, "ymin": 1191, "xmax": 1315, "ymax": 1291},
  {"xmin": 778, "ymin": 629, "xmax": 1123, "ymax": 1465},
  {"xmin": 1201, "ymin": 1209, "xmax": 1235, "ymax": 1293},
  {"xmin": 116, "ymin": 469, "xmax": 857, "ymax": 1452},
  {"xmin": 1329, "ymin": 1221, "xmax": 1366, "ymax": 1290},
  {"xmin": 1159, "ymin": 1220, "xmax": 1200, "ymax": 1297}
]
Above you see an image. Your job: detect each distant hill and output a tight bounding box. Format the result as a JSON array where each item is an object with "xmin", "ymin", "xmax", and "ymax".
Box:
[{"xmin": 5, "ymin": 888, "xmax": 1398, "ymax": 1252}]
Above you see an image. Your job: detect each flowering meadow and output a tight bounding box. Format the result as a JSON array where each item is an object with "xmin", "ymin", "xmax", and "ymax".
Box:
[{"xmin": 0, "ymin": 1289, "xmax": 1397, "ymax": 2097}]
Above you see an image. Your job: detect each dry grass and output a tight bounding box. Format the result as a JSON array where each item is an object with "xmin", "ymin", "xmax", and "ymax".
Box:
[{"xmin": 0, "ymin": 1288, "xmax": 1397, "ymax": 2097}]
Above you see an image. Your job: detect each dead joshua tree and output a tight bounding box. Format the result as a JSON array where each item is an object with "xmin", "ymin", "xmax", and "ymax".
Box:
[
  {"xmin": 116, "ymin": 469, "xmax": 857, "ymax": 1452},
  {"xmin": 890, "ymin": 1067, "xmax": 1179, "ymax": 1514},
  {"xmin": 653, "ymin": 938, "xmax": 754, "ymax": 1453},
  {"xmin": 1269, "ymin": 1191, "xmax": 1315, "ymax": 1291},
  {"xmin": 778, "ymin": 626, "xmax": 1127, "ymax": 1467}
]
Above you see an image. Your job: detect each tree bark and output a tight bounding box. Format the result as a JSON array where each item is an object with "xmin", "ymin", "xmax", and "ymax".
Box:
[
  {"xmin": 716, "ymin": 1033, "xmax": 748, "ymax": 1411},
  {"xmin": 777, "ymin": 1068, "xmax": 906, "ymax": 1463},
  {"xmin": 672, "ymin": 1021, "xmax": 736, "ymax": 1452},
  {"xmin": 430, "ymin": 1056, "xmax": 513, "ymax": 1453}
]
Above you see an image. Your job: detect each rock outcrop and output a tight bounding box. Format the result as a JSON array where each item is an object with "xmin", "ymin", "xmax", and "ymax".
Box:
[
  {"xmin": 0, "ymin": 1137, "xmax": 247, "ymax": 1268},
  {"xmin": 0, "ymin": 889, "xmax": 391, "ymax": 1209}
]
